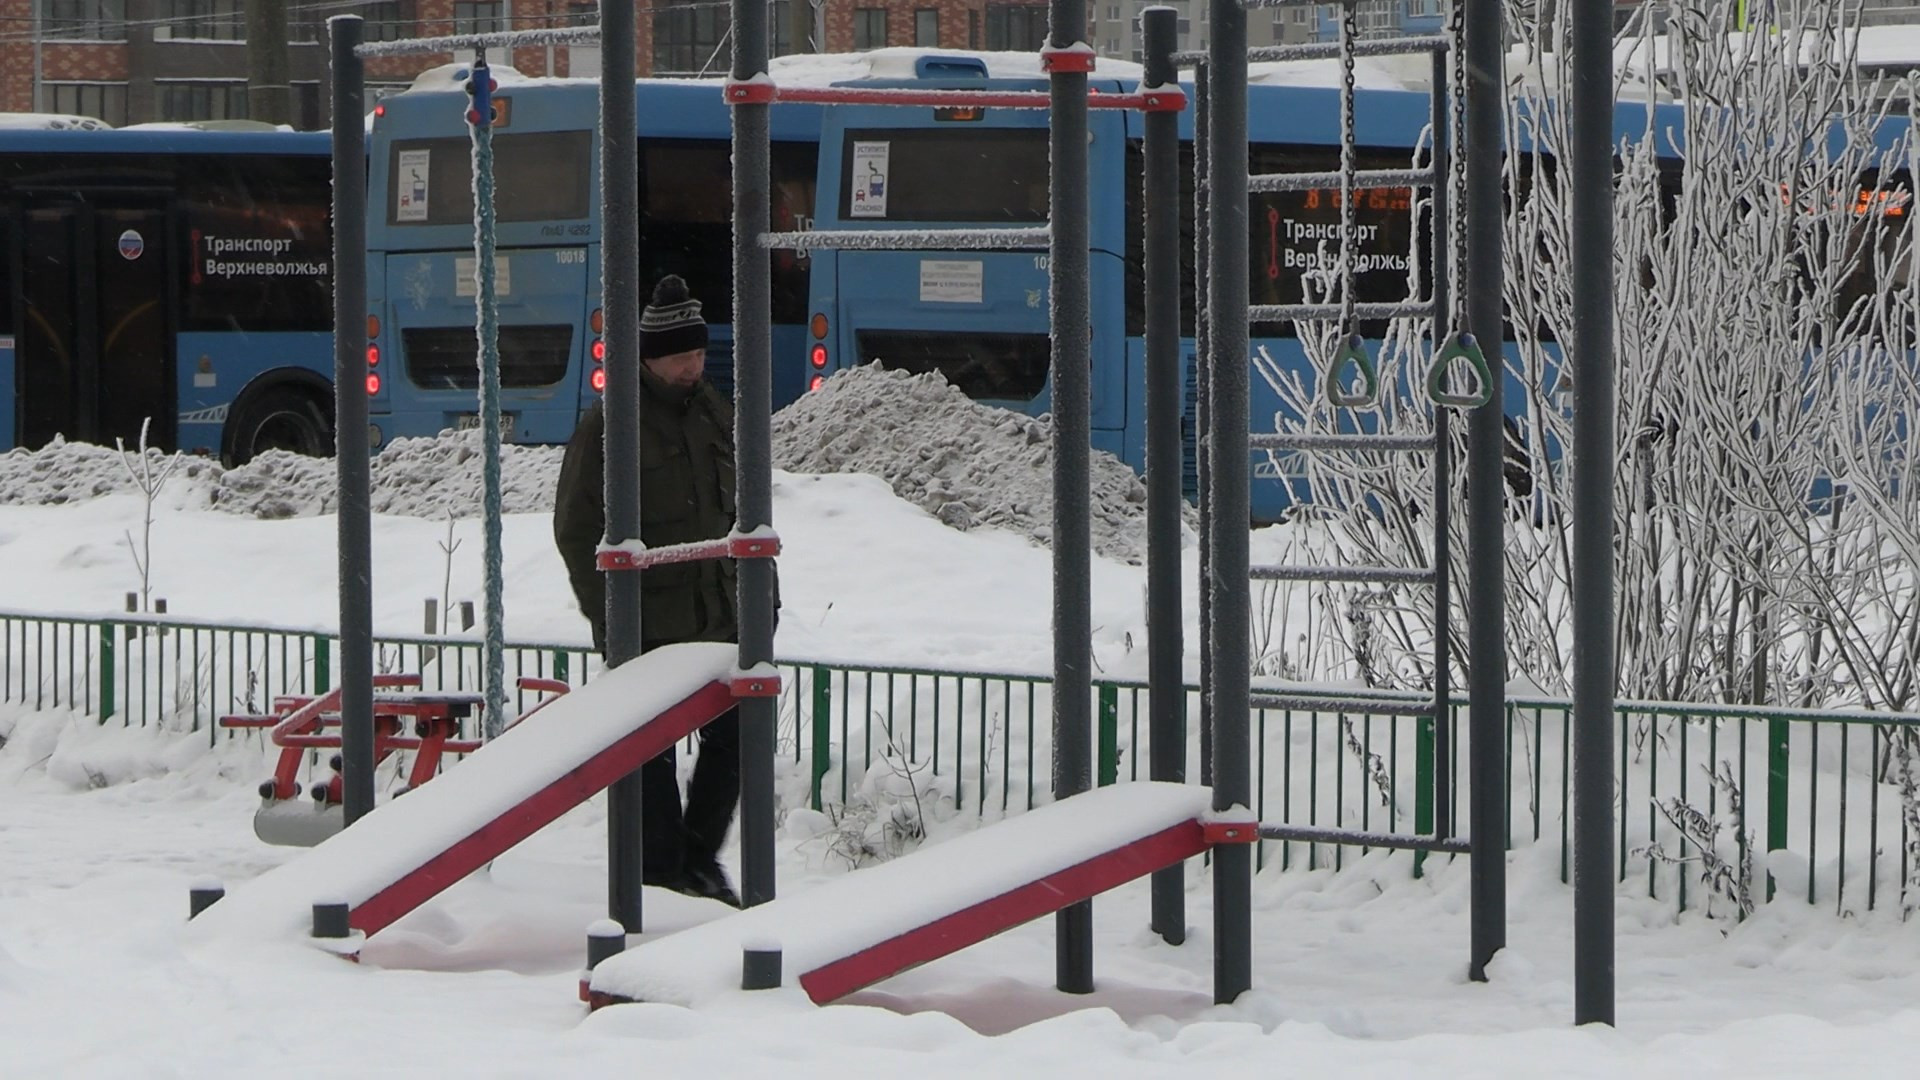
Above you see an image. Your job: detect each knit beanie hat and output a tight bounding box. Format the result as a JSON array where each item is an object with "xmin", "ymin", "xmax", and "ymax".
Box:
[{"xmin": 639, "ymin": 274, "xmax": 709, "ymax": 361}]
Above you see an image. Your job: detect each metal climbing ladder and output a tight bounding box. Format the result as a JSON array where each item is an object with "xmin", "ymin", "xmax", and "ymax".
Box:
[{"xmin": 1161, "ymin": 0, "xmax": 1509, "ymax": 1001}]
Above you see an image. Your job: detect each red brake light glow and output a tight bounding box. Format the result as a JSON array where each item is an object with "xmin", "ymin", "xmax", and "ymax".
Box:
[
  {"xmin": 590, "ymin": 368, "xmax": 608, "ymax": 392},
  {"xmin": 366, "ymin": 373, "xmax": 382, "ymax": 395},
  {"xmin": 592, "ymin": 339, "xmax": 606, "ymax": 362},
  {"xmin": 810, "ymin": 345, "xmax": 827, "ymax": 369},
  {"xmin": 809, "ymin": 374, "xmax": 825, "ymax": 392}
]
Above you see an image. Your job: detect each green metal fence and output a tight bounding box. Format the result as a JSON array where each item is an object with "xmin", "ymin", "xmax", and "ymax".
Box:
[{"xmin": 5, "ymin": 607, "xmax": 1918, "ymax": 917}]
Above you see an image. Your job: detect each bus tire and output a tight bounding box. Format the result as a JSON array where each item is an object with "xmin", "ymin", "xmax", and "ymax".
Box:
[{"xmin": 226, "ymin": 384, "xmax": 334, "ymax": 466}]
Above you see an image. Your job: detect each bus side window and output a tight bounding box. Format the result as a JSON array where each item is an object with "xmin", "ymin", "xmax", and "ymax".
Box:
[
  {"xmin": 0, "ymin": 211, "xmax": 13, "ymax": 339},
  {"xmin": 640, "ymin": 139, "xmax": 734, "ymax": 321}
]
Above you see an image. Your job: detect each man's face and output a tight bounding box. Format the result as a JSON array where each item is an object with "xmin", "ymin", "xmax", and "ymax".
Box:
[{"xmin": 644, "ymin": 348, "xmax": 706, "ymax": 389}]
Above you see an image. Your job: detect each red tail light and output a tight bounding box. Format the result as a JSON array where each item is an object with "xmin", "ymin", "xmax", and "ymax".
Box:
[
  {"xmin": 810, "ymin": 344, "xmax": 827, "ymax": 369},
  {"xmin": 591, "ymin": 339, "xmax": 606, "ymax": 362},
  {"xmin": 809, "ymin": 374, "xmax": 825, "ymax": 392},
  {"xmin": 366, "ymin": 345, "xmax": 380, "ymax": 367},
  {"xmin": 590, "ymin": 368, "xmax": 607, "ymax": 392},
  {"xmin": 366, "ymin": 374, "xmax": 382, "ymax": 395}
]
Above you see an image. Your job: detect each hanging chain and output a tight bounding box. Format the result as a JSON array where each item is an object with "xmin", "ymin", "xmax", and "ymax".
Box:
[
  {"xmin": 1339, "ymin": 0, "xmax": 1359, "ymax": 335},
  {"xmin": 1447, "ymin": 0, "xmax": 1468, "ymax": 332}
]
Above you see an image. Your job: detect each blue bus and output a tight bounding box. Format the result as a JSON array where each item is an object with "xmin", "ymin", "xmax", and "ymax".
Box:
[
  {"xmin": 0, "ymin": 121, "xmax": 335, "ymax": 460},
  {"xmin": 796, "ymin": 57, "xmax": 1726, "ymax": 521},
  {"xmin": 363, "ymin": 67, "xmax": 823, "ymax": 450}
]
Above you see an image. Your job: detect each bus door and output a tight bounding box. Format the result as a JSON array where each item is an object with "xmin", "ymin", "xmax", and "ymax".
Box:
[
  {"xmin": 16, "ymin": 195, "xmax": 175, "ymax": 451},
  {"xmin": 0, "ymin": 206, "xmax": 15, "ymax": 451},
  {"xmin": 383, "ymin": 246, "xmax": 589, "ymax": 444}
]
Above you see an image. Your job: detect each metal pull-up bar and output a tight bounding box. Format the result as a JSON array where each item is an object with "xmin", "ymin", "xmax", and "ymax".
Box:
[{"xmin": 722, "ymin": 83, "xmax": 1185, "ymax": 112}]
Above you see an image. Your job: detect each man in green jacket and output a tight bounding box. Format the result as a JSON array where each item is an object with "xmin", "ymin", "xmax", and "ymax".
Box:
[{"xmin": 553, "ymin": 274, "xmax": 742, "ymax": 906}]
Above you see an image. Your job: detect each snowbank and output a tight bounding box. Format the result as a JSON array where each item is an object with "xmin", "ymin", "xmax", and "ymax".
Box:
[{"xmin": 773, "ymin": 364, "xmax": 1188, "ymax": 565}]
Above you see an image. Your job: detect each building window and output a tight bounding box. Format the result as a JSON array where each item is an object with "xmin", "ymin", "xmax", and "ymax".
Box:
[
  {"xmin": 773, "ymin": 0, "xmax": 794, "ymax": 55},
  {"xmin": 914, "ymin": 8, "xmax": 938, "ymax": 45},
  {"xmin": 969, "ymin": 9, "xmax": 979, "ymax": 47},
  {"xmin": 985, "ymin": 3, "xmax": 1045, "ymax": 50},
  {"xmin": 452, "ymin": 0, "xmax": 502, "ymax": 35},
  {"xmin": 853, "ymin": 8, "xmax": 888, "ymax": 49},
  {"xmin": 46, "ymin": 0, "xmax": 125, "ymax": 40},
  {"xmin": 653, "ymin": 0, "xmax": 729, "ymax": 73},
  {"xmin": 155, "ymin": 0, "xmax": 243, "ymax": 39},
  {"xmin": 362, "ymin": 0, "xmax": 405, "ymax": 40},
  {"xmin": 564, "ymin": 0, "xmax": 595, "ymax": 23},
  {"xmin": 45, "ymin": 82, "xmax": 128, "ymax": 125},
  {"xmin": 158, "ymin": 80, "xmax": 249, "ymax": 122}
]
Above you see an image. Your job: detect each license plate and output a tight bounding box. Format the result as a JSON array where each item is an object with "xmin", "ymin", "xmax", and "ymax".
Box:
[{"xmin": 453, "ymin": 412, "xmax": 515, "ymax": 439}]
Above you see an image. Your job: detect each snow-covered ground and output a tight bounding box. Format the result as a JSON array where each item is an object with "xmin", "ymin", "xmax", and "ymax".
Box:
[{"xmin": 4, "ymin": 433, "xmax": 1920, "ymax": 1076}]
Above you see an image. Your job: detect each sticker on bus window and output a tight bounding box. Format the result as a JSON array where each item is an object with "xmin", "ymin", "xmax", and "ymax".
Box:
[
  {"xmin": 920, "ymin": 259, "xmax": 983, "ymax": 304},
  {"xmin": 397, "ymin": 149, "xmax": 432, "ymax": 222},
  {"xmin": 850, "ymin": 141, "xmax": 890, "ymax": 218},
  {"xmin": 0, "ymin": 335, "xmax": 13, "ymax": 351}
]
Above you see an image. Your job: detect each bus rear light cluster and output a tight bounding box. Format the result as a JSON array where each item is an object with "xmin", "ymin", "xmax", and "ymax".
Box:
[
  {"xmin": 809, "ymin": 313, "xmax": 828, "ymax": 392},
  {"xmin": 589, "ymin": 308, "xmax": 605, "ymax": 392},
  {"xmin": 366, "ymin": 314, "xmax": 384, "ymax": 397}
]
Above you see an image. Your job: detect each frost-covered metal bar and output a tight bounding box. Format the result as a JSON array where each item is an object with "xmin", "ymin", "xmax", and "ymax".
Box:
[
  {"xmin": 1570, "ymin": 0, "xmax": 1618, "ymax": 1026},
  {"xmin": 748, "ymin": 84, "xmax": 1183, "ymax": 110},
  {"xmin": 598, "ymin": 0, "xmax": 646, "ymax": 932},
  {"xmin": 1248, "ymin": 564, "xmax": 1434, "ymax": 585},
  {"xmin": 1204, "ymin": 0, "xmax": 1252, "ymax": 1007},
  {"xmin": 1251, "ymin": 299, "xmax": 1434, "ymax": 321},
  {"xmin": 1140, "ymin": 4, "xmax": 1185, "ymax": 951},
  {"xmin": 329, "ymin": 15, "xmax": 375, "ymax": 829},
  {"xmin": 1464, "ymin": 0, "xmax": 1508, "ymax": 983},
  {"xmin": 761, "ymin": 227, "xmax": 1050, "ymax": 250},
  {"xmin": 354, "ymin": 25, "xmax": 599, "ymax": 58},
  {"xmin": 1248, "ymin": 692, "xmax": 1437, "ymax": 716},
  {"xmin": 1250, "ymin": 167, "xmax": 1432, "ymax": 193},
  {"xmin": 1251, "ymin": 431, "xmax": 1435, "ymax": 451},
  {"xmin": 1171, "ymin": 34, "xmax": 1447, "ymax": 67},
  {"xmin": 1427, "ymin": 44, "xmax": 1455, "ymax": 844},
  {"xmin": 732, "ymin": 0, "xmax": 780, "ymax": 912},
  {"xmin": 1258, "ymin": 824, "xmax": 1473, "ymax": 854}
]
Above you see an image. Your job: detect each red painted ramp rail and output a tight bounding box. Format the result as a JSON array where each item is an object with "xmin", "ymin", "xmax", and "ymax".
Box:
[
  {"xmin": 187, "ymin": 643, "xmax": 739, "ymax": 943},
  {"xmin": 351, "ymin": 678, "xmax": 736, "ymax": 937},
  {"xmin": 588, "ymin": 783, "xmax": 1238, "ymax": 1007}
]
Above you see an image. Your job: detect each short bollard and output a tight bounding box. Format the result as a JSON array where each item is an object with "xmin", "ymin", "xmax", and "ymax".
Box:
[
  {"xmin": 188, "ymin": 880, "xmax": 225, "ymax": 919},
  {"xmin": 581, "ymin": 919, "xmax": 627, "ymax": 1003},
  {"xmin": 312, "ymin": 901, "xmax": 351, "ymax": 939},
  {"xmin": 741, "ymin": 944, "xmax": 782, "ymax": 991}
]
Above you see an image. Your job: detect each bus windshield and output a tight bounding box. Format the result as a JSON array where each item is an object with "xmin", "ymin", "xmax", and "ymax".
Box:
[{"xmin": 839, "ymin": 127, "xmax": 1047, "ymax": 223}]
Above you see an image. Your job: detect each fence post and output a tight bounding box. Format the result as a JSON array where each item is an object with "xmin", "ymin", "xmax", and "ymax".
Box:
[
  {"xmin": 97, "ymin": 620, "xmax": 116, "ymax": 724},
  {"xmin": 1414, "ymin": 712, "xmax": 1435, "ymax": 879},
  {"xmin": 553, "ymin": 650, "xmax": 570, "ymax": 685},
  {"xmin": 1097, "ymin": 685, "xmax": 1118, "ymax": 787},
  {"xmin": 313, "ymin": 634, "xmax": 331, "ymax": 692},
  {"xmin": 811, "ymin": 665, "xmax": 832, "ymax": 810},
  {"xmin": 1767, "ymin": 715, "xmax": 1788, "ymax": 900}
]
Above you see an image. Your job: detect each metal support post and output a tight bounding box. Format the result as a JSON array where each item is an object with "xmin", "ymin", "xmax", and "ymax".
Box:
[
  {"xmin": 600, "ymin": 0, "xmax": 646, "ymax": 932},
  {"xmin": 1428, "ymin": 46, "xmax": 1453, "ymax": 846},
  {"xmin": 1194, "ymin": 63, "xmax": 1212, "ymax": 793},
  {"xmin": 329, "ymin": 15, "xmax": 376, "ymax": 829},
  {"xmin": 1141, "ymin": 6, "xmax": 1185, "ymax": 948},
  {"xmin": 1049, "ymin": 0, "xmax": 1096, "ymax": 996},
  {"xmin": 732, "ymin": 0, "xmax": 779, "ymax": 911},
  {"xmin": 1205, "ymin": 0, "xmax": 1252, "ymax": 1006},
  {"xmin": 1571, "ymin": 0, "xmax": 1617, "ymax": 1027},
  {"xmin": 1464, "ymin": 0, "xmax": 1507, "ymax": 982}
]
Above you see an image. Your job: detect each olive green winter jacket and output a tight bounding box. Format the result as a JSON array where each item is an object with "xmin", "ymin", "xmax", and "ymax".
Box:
[{"xmin": 552, "ymin": 367, "xmax": 740, "ymax": 653}]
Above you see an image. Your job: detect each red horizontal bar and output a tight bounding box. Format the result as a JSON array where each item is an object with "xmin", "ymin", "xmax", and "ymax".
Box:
[
  {"xmin": 1202, "ymin": 820, "xmax": 1259, "ymax": 845},
  {"xmin": 729, "ymin": 674, "xmax": 782, "ymax": 698},
  {"xmin": 597, "ymin": 533, "xmax": 780, "ymax": 572}
]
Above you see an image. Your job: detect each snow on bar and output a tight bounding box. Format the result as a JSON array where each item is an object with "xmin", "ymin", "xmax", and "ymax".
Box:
[
  {"xmin": 761, "ymin": 227, "xmax": 1050, "ymax": 251},
  {"xmin": 588, "ymin": 782, "xmax": 1216, "ymax": 1008},
  {"xmin": 188, "ymin": 643, "xmax": 737, "ymax": 942}
]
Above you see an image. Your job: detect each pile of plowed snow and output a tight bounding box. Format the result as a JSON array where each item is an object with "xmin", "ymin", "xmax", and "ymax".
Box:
[
  {"xmin": 773, "ymin": 364, "xmax": 1186, "ymax": 564},
  {"xmin": 1, "ymin": 366, "xmax": 1186, "ymax": 562},
  {"xmin": 0, "ymin": 432, "xmax": 563, "ymax": 520}
]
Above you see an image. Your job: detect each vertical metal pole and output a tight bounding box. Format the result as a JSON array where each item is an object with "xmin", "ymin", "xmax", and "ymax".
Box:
[
  {"xmin": 1571, "ymin": 0, "xmax": 1617, "ymax": 1027},
  {"xmin": 1464, "ymin": 0, "xmax": 1507, "ymax": 982},
  {"xmin": 1206, "ymin": 0, "xmax": 1251, "ymax": 1006},
  {"xmin": 329, "ymin": 15, "xmax": 375, "ymax": 828},
  {"xmin": 1049, "ymin": 0, "xmax": 1094, "ymax": 996},
  {"xmin": 600, "ymin": 0, "xmax": 646, "ymax": 932},
  {"xmin": 733, "ymin": 0, "xmax": 778, "ymax": 911},
  {"xmin": 1142, "ymin": 6, "xmax": 1185, "ymax": 948},
  {"xmin": 469, "ymin": 54, "xmax": 509, "ymax": 742},
  {"xmin": 1194, "ymin": 63, "xmax": 1213, "ymax": 793},
  {"xmin": 1428, "ymin": 46, "xmax": 1453, "ymax": 842}
]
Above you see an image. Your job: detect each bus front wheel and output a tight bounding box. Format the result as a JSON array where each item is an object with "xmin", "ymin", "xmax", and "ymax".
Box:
[{"xmin": 225, "ymin": 385, "xmax": 334, "ymax": 466}]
